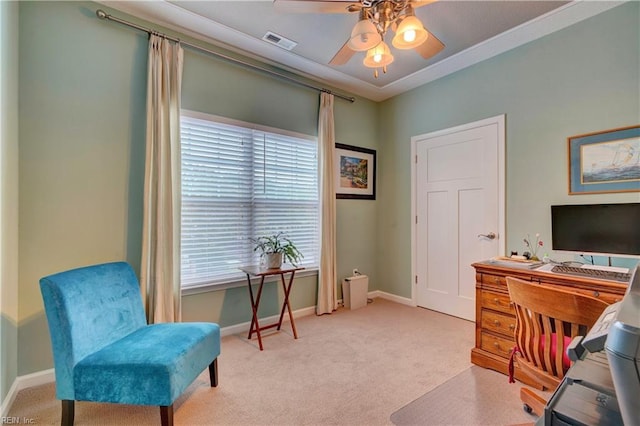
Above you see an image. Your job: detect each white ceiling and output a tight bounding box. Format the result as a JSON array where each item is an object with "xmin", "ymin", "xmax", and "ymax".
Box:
[{"xmin": 98, "ymin": 1, "xmax": 625, "ymax": 101}]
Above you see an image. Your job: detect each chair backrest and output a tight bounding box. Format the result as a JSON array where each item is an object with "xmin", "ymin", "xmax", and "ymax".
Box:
[
  {"xmin": 506, "ymin": 276, "xmax": 608, "ymax": 389},
  {"xmin": 40, "ymin": 262, "xmax": 147, "ymax": 400}
]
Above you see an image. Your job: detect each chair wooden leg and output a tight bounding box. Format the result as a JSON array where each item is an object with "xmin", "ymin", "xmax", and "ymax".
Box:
[
  {"xmin": 520, "ymin": 387, "xmax": 547, "ymax": 417},
  {"xmin": 160, "ymin": 405, "xmax": 173, "ymax": 426},
  {"xmin": 209, "ymin": 358, "xmax": 218, "ymax": 387},
  {"xmin": 61, "ymin": 400, "xmax": 74, "ymax": 426}
]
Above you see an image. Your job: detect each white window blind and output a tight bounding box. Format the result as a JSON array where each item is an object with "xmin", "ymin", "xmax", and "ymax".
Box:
[{"xmin": 180, "ymin": 112, "xmax": 319, "ymax": 288}]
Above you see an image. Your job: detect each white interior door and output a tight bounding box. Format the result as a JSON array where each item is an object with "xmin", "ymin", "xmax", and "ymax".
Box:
[{"xmin": 412, "ymin": 116, "xmax": 505, "ymax": 321}]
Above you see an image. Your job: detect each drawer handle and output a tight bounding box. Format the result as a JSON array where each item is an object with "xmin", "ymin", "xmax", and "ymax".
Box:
[
  {"xmin": 593, "ymin": 291, "xmax": 600, "ymax": 297},
  {"xmin": 493, "ymin": 342, "xmax": 500, "ymax": 348},
  {"xmin": 493, "ymin": 298, "xmax": 500, "ymax": 304},
  {"xmin": 493, "ymin": 320, "xmax": 501, "ymax": 326},
  {"xmin": 509, "ymin": 324, "xmax": 515, "ymax": 330},
  {"xmin": 494, "ymin": 277, "xmax": 500, "ymax": 284}
]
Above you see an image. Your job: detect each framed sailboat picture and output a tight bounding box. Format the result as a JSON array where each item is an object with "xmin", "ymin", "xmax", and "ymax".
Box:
[{"xmin": 568, "ymin": 125, "xmax": 640, "ymax": 194}]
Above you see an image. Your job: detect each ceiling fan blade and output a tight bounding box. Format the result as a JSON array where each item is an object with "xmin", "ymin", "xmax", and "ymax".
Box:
[
  {"xmin": 409, "ymin": 0, "xmax": 438, "ymax": 9},
  {"xmin": 330, "ymin": 41, "xmax": 356, "ymax": 66},
  {"xmin": 273, "ymin": 0, "xmax": 359, "ymax": 14},
  {"xmin": 415, "ymin": 30, "xmax": 444, "ymax": 60}
]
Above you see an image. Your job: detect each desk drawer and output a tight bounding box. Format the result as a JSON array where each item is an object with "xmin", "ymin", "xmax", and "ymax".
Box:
[
  {"xmin": 481, "ymin": 273, "xmax": 505, "ymax": 287},
  {"xmin": 538, "ymin": 282, "xmax": 622, "ymax": 305},
  {"xmin": 481, "ymin": 332, "xmax": 514, "ymax": 359},
  {"xmin": 481, "ymin": 309, "xmax": 516, "ymax": 337},
  {"xmin": 480, "ymin": 290, "xmax": 514, "ymax": 315}
]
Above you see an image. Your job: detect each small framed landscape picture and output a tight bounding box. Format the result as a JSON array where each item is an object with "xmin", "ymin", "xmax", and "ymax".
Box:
[
  {"xmin": 568, "ymin": 125, "xmax": 640, "ymax": 195},
  {"xmin": 335, "ymin": 143, "xmax": 376, "ymax": 200}
]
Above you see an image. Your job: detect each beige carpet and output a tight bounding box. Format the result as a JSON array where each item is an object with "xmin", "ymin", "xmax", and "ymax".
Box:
[
  {"xmin": 390, "ymin": 366, "xmax": 542, "ymax": 425},
  {"xmin": 7, "ymin": 298, "xmax": 531, "ymax": 425}
]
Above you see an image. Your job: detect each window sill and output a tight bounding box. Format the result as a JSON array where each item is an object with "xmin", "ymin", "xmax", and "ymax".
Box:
[{"xmin": 181, "ymin": 267, "xmax": 319, "ymax": 296}]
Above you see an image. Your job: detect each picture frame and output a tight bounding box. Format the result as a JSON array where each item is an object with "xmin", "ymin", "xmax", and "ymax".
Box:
[
  {"xmin": 335, "ymin": 143, "xmax": 376, "ymax": 200},
  {"xmin": 568, "ymin": 125, "xmax": 640, "ymax": 195}
]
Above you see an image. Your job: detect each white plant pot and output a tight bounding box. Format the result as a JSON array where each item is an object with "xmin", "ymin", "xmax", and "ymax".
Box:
[{"xmin": 264, "ymin": 253, "xmax": 283, "ymax": 269}]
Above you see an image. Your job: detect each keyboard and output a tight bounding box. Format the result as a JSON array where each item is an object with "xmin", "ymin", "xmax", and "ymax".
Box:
[{"xmin": 551, "ymin": 265, "xmax": 631, "ymax": 283}]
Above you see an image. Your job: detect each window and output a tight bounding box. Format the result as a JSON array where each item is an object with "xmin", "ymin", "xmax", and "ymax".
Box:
[{"xmin": 180, "ymin": 111, "xmax": 319, "ymax": 288}]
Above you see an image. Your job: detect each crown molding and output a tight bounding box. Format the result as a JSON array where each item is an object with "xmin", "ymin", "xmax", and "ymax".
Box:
[
  {"xmin": 96, "ymin": 1, "xmax": 625, "ymax": 102},
  {"xmin": 381, "ymin": 1, "xmax": 625, "ymax": 100}
]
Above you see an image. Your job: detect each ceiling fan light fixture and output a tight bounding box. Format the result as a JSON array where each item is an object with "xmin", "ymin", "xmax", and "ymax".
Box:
[
  {"xmin": 363, "ymin": 41, "xmax": 394, "ymax": 68},
  {"xmin": 392, "ymin": 15, "xmax": 428, "ymax": 50},
  {"xmin": 348, "ymin": 13, "xmax": 381, "ymax": 51}
]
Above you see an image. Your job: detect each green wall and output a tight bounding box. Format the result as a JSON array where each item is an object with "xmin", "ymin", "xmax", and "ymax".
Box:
[
  {"xmin": 377, "ymin": 2, "xmax": 640, "ymax": 298},
  {"xmin": 1, "ymin": 0, "xmax": 20, "ymax": 405},
  {"xmin": 10, "ymin": 0, "xmax": 640, "ymax": 383},
  {"xmin": 17, "ymin": 1, "xmax": 379, "ymax": 375}
]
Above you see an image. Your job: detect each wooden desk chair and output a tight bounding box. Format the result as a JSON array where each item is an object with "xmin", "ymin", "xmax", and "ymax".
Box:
[{"xmin": 506, "ymin": 276, "xmax": 608, "ymax": 416}]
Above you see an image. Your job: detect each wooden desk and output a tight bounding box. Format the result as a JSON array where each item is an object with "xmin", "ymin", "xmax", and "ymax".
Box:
[
  {"xmin": 471, "ymin": 261, "xmax": 626, "ymax": 387},
  {"xmin": 240, "ymin": 264, "xmax": 304, "ymax": 351}
]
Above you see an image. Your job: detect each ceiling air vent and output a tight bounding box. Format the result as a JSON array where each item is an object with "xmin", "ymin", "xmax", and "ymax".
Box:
[{"xmin": 262, "ymin": 31, "xmax": 297, "ymax": 51}]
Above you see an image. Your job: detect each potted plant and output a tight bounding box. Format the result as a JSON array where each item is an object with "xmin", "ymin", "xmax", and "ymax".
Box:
[{"xmin": 250, "ymin": 232, "xmax": 303, "ymax": 269}]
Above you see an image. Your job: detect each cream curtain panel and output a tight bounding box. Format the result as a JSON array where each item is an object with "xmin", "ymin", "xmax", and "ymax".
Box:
[
  {"xmin": 140, "ymin": 34, "xmax": 184, "ymax": 324},
  {"xmin": 316, "ymin": 92, "xmax": 338, "ymax": 315}
]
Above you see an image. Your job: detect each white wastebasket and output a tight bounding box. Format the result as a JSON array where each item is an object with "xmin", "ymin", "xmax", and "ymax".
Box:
[{"xmin": 342, "ymin": 275, "xmax": 368, "ymax": 310}]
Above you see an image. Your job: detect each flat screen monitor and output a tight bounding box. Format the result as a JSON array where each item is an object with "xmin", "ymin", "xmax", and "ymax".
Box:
[{"xmin": 551, "ymin": 203, "xmax": 640, "ymax": 257}]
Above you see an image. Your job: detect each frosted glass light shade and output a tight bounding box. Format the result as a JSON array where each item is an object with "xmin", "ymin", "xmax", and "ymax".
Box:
[
  {"xmin": 392, "ymin": 15, "xmax": 428, "ymax": 49},
  {"xmin": 363, "ymin": 41, "xmax": 394, "ymax": 68},
  {"xmin": 348, "ymin": 19, "xmax": 381, "ymax": 51}
]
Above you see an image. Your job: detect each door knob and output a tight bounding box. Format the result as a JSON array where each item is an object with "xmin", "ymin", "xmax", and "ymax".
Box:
[{"xmin": 478, "ymin": 232, "xmax": 496, "ymax": 240}]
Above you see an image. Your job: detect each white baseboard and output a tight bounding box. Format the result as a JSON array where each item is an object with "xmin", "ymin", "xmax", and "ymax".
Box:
[
  {"xmin": 219, "ymin": 304, "xmax": 316, "ymax": 337},
  {"xmin": 371, "ymin": 290, "xmax": 415, "ymax": 307},
  {"xmin": 339, "ymin": 291, "xmax": 414, "ymax": 308},
  {"xmin": 1, "ymin": 368, "xmax": 55, "ymax": 416},
  {"xmin": 0, "ymin": 380, "xmax": 18, "ymax": 417}
]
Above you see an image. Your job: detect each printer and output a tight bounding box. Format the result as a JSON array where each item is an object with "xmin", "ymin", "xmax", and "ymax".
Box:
[{"xmin": 539, "ymin": 264, "xmax": 640, "ymax": 426}]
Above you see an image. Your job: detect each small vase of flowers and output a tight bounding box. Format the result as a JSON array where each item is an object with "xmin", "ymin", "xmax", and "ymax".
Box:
[{"xmin": 524, "ymin": 233, "xmax": 543, "ymax": 261}]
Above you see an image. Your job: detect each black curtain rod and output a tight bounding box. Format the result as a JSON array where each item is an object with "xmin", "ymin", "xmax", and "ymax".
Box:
[{"xmin": 95, "ymin": 9, "xmax": 356, "ymax": 103}]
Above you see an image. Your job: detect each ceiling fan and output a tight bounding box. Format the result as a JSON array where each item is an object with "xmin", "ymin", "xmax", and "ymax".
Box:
[{"xmin": 274, "ymin": 0, "xmax": 445, "ymax": 77}]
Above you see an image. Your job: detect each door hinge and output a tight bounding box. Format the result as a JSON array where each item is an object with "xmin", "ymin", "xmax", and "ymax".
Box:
[
  {"xmin": 415, "ymin": 275, "xmax": 418, "ymax": 284},
  {"xmin": 415, "ymin": 154, "xmax": 418, "ymax": 164},
  {"xmin": 415, "ymin": 215, "xmax": 418, "ymax": 224}
]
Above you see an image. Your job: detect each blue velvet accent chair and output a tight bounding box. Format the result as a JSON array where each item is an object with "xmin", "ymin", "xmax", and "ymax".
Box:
[{"xmin": 39, "ymin": 262, "xmax": 221, "ymax": 426}]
